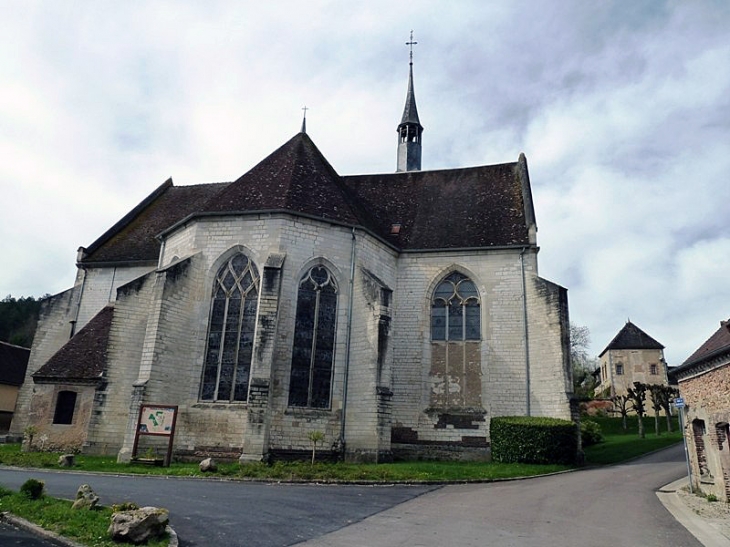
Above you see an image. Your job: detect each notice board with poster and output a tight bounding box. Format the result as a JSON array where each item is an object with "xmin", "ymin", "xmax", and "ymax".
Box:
[{"xmin": 131, "ymin": 405, "xmax": 178, "ymax": 466}]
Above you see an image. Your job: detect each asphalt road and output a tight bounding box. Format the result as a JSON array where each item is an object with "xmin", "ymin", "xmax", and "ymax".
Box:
[
  {"xmin": 0, "ymin": 444, "xmax": 700, "ymax": 547},
  {"xmin": 299, "ymin": 443, "xmax": 702, "ymax": 547},
  {"xmin": 0, "ymin": 468, "xmax": 437, "ymax": 546}
]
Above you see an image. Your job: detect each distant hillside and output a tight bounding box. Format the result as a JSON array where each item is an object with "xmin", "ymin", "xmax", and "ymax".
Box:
[{"xmin": 0, "ymin": 295, "xmax": 44, "ymax": 348}]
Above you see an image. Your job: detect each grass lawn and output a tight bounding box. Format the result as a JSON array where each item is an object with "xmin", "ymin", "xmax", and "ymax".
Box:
[
  {"xmin": 0, "ymin": 415, "xmax": 682, "ymax": 481},
  {"xmin": 582, "ymin": 414, "xmax": 683, "ymax": 465},
  {"xmin": 0, "ymin": 485, "xmax": 169, "ymax": 547}
]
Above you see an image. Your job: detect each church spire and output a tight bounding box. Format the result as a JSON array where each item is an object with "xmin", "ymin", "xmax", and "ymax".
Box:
[{"xmin": 397, "ymin": 31, "xmax": 423, "ymax": 172}]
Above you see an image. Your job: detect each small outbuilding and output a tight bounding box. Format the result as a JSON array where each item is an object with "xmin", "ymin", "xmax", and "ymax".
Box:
[{"xmin": 674, "ymin": 318, "xmax": 730, "ymax": 501}]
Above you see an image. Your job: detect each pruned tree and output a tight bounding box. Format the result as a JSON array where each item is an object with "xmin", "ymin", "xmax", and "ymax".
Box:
[
  {"xmin": 658, "ymin": 385, "xmax": 679, "ymax": 433},
  {"xmin": 626, "ymin": 382, "xmax": 648, "ymax": 439},
  {"xmin": 649, "ymin": 385, "xmax": 663, "ymax": 436},
  {"xmin": 611, "ymin": 394, "xmax": 631, "ymax": 431}
]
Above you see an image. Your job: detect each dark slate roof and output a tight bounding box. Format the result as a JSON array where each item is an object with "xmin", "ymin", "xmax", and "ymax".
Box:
[
  {"xmin": 33, "ymin": 306, "xmax": 114, "ymax": 383},
  {"xmin": 0, "ymin": 341, "xmax": 30, "ymax": 386},
  {"xmin": 680, "ymin": 319, "xmax": 730, "ymax": 368},
  {"xmin": 79, "ymin": 132, "xmax": 534, "ymax": 262},
  {"xmin": 599, "ymin": 321, "xmax": 665, "ymax": 357},
  {"xmin": 81, "ymin": 180, "xmax": 229, "ymax": 265},
  {"xmin": 342, "ymin": 162, "xmax": 530, "ymax": 250},
  {"xmin": 203, "ymin": 133, "xmax": 368, "ymax": 225}
]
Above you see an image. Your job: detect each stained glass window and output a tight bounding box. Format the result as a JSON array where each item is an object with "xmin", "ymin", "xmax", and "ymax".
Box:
[
  {"xmin": 431, "ymin": 272, "xmax": 480, "ymax": 341},
  {"xmin": 289, "ymin": 266, "xmax": 338, "ymax": 408},
  {"xmin": 201, "ymin": 253, "xmax": 259, "ymax": 402}
]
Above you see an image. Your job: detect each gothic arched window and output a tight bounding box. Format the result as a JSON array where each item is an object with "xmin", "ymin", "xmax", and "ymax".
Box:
[
  {"xmin": 201, "ymin": 253, "xmax": 259, "ymax": 402},
  {"xmin": 431, "ymin": 272, "xmax": 480, "ymax": 341},
  {"xmin": 289, "ymin": 266, "xmax": 338, "ymax": 408},
  {"xmin": 429, "ymin": 271, "xmax": 482, "ymax": 409}
]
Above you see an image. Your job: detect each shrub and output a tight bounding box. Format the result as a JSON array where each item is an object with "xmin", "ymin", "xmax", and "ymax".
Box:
[
  {"xmin": 580, "ymin": 420, "xmax": 604, "ymax": 447},
  {"xmin": 20, "ymin": 478, "xmax": 45, "ymax": 500},
  {"xmin": 491, "ymin": 416, "xmax": 579, "ymax": 465}
]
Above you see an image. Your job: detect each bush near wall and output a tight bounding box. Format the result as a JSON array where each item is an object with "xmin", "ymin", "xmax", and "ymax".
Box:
[{"xmin": 491, "ymin": 416, "xmax": 579, "ymax": 465}]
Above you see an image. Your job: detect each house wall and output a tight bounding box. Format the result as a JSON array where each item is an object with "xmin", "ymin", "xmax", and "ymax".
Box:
[
  {"xmin": 679, "ymin": 361, "xmax": 730, "ymax": 501},
  {"xmin": 597, "ymin": 348, "xmax": 667, "ymax": 398},
  {"xmin": 0, "ymin": 384, "xmax": 19, "ymax": 413}
]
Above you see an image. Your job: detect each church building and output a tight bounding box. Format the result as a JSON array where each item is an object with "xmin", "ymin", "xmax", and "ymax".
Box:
[{"xmin": 12, "ymin": 54, "xmax": 573, "ymax": 462}]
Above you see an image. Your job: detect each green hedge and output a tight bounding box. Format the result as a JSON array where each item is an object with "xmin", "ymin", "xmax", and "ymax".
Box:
[{"xmin": 491, "ymin": 416, "xmax": 579, "ymax": 465}]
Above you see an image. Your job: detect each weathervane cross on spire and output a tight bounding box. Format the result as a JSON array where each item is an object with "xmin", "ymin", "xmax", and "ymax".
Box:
[
  {"xmin": 301, "ymin": 105, "xmax": 308, "ymax": 134},
  {"xmin": 406, "ymin": 30, "xmax": 417, "ymax": 66}
]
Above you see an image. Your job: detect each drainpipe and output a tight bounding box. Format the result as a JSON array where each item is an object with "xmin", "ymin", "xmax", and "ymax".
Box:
[
  {"xmin": 339, "ymin": 228, "xmax": 357, "ymax": 451},
  {"xmin": 520, "ymin": 247, "xmax": 531, "ymax": 416}
]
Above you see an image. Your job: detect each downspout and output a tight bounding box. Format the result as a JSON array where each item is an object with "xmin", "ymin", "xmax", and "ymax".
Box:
[
  {"xmin": 339, "ymin": 227, "xmax": 357, "ymax": 452},
  {"xmin": 520, "ymin": 247, "xmax": 531, "ymax": 416}
]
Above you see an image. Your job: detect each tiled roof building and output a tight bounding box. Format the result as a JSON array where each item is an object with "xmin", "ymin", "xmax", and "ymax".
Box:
[
  {"xmin": 595, "ymin": 321, "xmax": 668, "ymax": 398},
  {"xmin": 12, "ymin": 54, "xmax": 573, "ymax": 462}
]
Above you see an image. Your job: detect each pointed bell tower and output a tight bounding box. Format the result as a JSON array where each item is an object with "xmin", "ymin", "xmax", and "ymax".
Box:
[{"xmin": 397, "ymin": 31, "xmax": 423, "ymax": 172}]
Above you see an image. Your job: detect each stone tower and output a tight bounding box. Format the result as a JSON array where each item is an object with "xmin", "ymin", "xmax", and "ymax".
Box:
[{"xmin": 397, "ymin": 33, "xmax": 423, "ymax": 172}]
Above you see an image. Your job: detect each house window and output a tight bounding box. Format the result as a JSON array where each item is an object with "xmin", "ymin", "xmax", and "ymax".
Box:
[
  {"xmin": 429, "ymin": 272, "xmax": 482, "ymax": 408},
  {"xmin": 201, "ymin": 253, "xmax": 259, "ymax": 402},
  {"xmin": 53, "ymin": 391, "xmax": 77, "ymax": 424},
  {"xmin": 615, "ymin": 363, "xmax": 624, "ymax": 375},
  {"xmin": 431, "ymin": 272, "xmax": 480, "ymax": 341},
  {"xmin": 650, "ymin": 364, "xmax": 658, "ymax": 375},
  {"xmin": 289, "ymin": 266, "xmax": 338, "ymax": 408}
]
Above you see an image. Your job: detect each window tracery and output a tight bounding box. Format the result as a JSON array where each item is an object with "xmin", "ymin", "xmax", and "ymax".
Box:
[
  {"xmin": 201, "ymin": 253, "xmax": 259, "ymax": 402},
  {"xmin": 431, "ymin": 272, "xmax": 480, "ymax": 341},
  {"xmin": 289, "ymin": 265, "xmax": 338, "ymax": 408}
]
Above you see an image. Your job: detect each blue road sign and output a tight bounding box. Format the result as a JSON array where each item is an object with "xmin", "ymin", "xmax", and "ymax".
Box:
[{"xmin": 674, "ymin": 397, "xmax": 685, "ymax": 408}]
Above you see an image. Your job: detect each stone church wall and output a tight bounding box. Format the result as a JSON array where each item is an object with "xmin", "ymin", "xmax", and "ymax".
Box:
[
  {"xmin": 10, "ymin": 288, "xmax": 78, "ymax": 437},
  {"xmin": 75, "ymin": 265, "xmax": 155, "ymax": 331},
  {"xmin": 525, "ymin": 274, "xmax": 572, "ymax": 419},
  {"xmin": 389, "ymin": 249, "xmax": 571, "ymax": 458},
  {"xmin": 83, "ymin": 272, "xmax": 155, "ymax": 454},
  {"xmin": 23, "ymin": 383, "xmax": 96, "ymax": 451}
]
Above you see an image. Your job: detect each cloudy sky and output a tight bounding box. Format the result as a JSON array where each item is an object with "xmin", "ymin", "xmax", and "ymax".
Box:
[{"xmin": 1, "ymin": 1, "xmax": 728, "ymax": 364}]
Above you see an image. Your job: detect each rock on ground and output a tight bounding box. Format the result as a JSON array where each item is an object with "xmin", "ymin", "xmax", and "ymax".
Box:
[{"xmin": 108, "ymin": 506, "xmax": 169, "ymax": 544}]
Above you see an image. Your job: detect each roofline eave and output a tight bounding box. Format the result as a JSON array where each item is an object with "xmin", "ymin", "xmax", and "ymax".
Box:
[{"xmin": 157, "ymin": 209, "xmax": 535, "ymax": 256}]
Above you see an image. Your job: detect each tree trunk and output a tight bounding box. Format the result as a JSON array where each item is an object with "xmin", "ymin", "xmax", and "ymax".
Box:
[
  {"xmin": 638, "ymin": 414, "xmax": 645, "ymax": 439},
  {"xmin": 654, "ymin": 411, "xmax": 660, "ymax": 436},
  {"xmin": 665, "ymin": 409, "xmax": 673, "ymax": 433}
]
